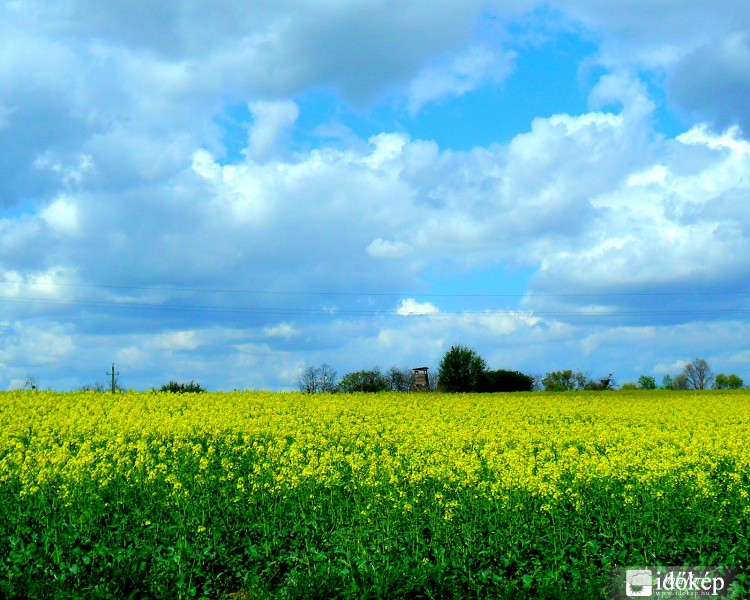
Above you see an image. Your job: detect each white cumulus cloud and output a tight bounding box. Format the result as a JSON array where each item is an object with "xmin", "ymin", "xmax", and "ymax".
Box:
[{"xmin": 397, "ymin": 299, "xmax": 439, "ymax": 316}]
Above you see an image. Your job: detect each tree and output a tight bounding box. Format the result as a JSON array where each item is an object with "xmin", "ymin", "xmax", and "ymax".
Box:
[
  {"xmin": 682, "ymin": 358, "xmax": 714, "ymax": 390},
  {"xmin": 714, "ymin": 373, "xmax": 744, "ymax": 389},
  {"xmin": 542, "ymin": 370, "xmax": 577, "ymax": 392},
  {"xmin": 437, "ymin": 346, "xmax": 487, "ymax": 393},
  {"xmin": 339, "ymin": 368, "xmax": 388, "ymax": 393},
  {"xmin": 585, "ymin": 374, "xmax": 614, "ymax": 391},
  {"xmin": 480, "ymin": 369, "xmax": 534, "ymax": 392},
  {"xmin": 386, "ymin": 366, "xmax": 414, "ymax": 392},
  {"xmin": 318, "ymin": 364, "xmax": 338, "ymax": 392},
  {"xmin": 541, "ymin": 369, "xmax": 599, "ymax": 391},
  {"xmin": 160, "ymin": 380, "xmax": 205, "ymax": 393},
  {"xmin": 540, "ymin": 369, "xmax": 612, "ymax": 391},
  {"xmin": 297, "ymin": 364, "xmax": 338, "ymax": 393},
  {"xmin": 297, "ymin": 366, "xmax": 319, "ymax": 393},
  {"xmin": 728, "ymin": 374, "xmax": 744, "ymax": 389},
  {"xmin": 637, "ymin": 375, "xmax": 657, "ymax": 390},
  {"xmin": 661, "ymin": 374, "xmax": 674, "ymax": 389},
  {"xmin": 673, "ymin": 374, "xmax": 689, "ymax": 390},
  {"xmin": 574, "ymin": 371, "xmax": 592, "ymax": 390}
]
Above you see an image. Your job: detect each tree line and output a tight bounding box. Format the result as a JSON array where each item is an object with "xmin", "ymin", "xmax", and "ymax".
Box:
[
  {"xmin": 28, "ymin": 347, "xmax": 740, "ymax": 394},
  {"xmin": 297, "ymin": 365, "xmax": 428, "ymax": 393},
  {"xmin": 297, "ymin": 346, "xmax": 745, "ymax": 393},
  {"xmin": 624, "ymin": 358, "xmax": 744, "ymax": 391},
  {"xmin": 296, "ymin": 346, "xmax": 535, "ymax": 393}
]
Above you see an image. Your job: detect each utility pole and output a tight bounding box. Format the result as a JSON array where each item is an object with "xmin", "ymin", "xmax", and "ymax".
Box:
[{"xmin": 108, "ymin": 363, "xmax": 119, "ymax": 393}]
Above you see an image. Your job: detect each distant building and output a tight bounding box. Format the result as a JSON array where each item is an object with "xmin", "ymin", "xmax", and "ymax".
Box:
[{"xmin": 412, "ymin": 367, "xmax": 430, "ymax": 392}]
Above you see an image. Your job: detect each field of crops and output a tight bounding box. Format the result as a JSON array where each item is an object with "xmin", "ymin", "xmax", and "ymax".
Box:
[{"xmin": 1, "ymin": 390, "xmax": 749, "ymax": 599}]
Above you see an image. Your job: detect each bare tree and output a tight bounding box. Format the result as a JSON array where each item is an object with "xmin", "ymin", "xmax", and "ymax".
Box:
[
  {"xmin": 318, "ymin": 363, "xmax": 338, "ymax": 392},
  {"xmin": 297, "ymin": 364, "xmax": 338, "ymax": 393},
  {"xmin": 682, "ymin": 358, "xmax": 714, "ymax": 390},
  {"xmin": 386, "ymin": 366, "xmax": 414, "ymax": 392},
  {"xmin": 297, "ymin": 366, "xmax": 320, "ymax": 393}
]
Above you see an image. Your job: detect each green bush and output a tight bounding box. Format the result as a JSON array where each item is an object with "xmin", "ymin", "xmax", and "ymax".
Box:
[
  {"xmin": 437, "ymin": 346, "xmax": 487, "ymax": 393},
  {"xmin": 479, "ymin": 369, "xmax": 534, "ymax": 392},
  {"xmin": 159, "ymin": 380, "xmax": 205, "ymax": 393},
  {"xmin": 338, "ymin": 369, "xmax": 389, "ymax": 393}
]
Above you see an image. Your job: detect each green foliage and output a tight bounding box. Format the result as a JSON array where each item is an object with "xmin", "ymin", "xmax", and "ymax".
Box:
[
  {"xmin": 3, "ymin": 391, "xmax": 750, "ymax": 599},
  {"xmin": 479, "ymin": 369, "xmax": 534, "ymax": 392},
  {"xmin": 620, "ymin": 382, "xmax": 638, "ymax": 390},
  {"xmin": 727, "ymin": 374, "xmax": 743, "ymax": 389},
  {"xmin": 541, "ymin": 370, "xmax": 613, "ymax": 391},
  {"xmin": 637, "ymin": 375, "xmax": 657, "ymax": 390},
  {"xmin": 542, "ymin": 370, "xmax": 576, "ymax": 391},
  {"xmin": 159, "ymin": 380, "xmax": 205, "ymax": 393},
  {"xmin": 338, "ymin": 369, "xmax": 389, "ymax": 393},
  {"xmin": 437, "ymin": 346, "xmax": 487, "ymax": 393},
  {"xmin": 715, "ymin": 373, "xmax": 744, "ymax": 389}
]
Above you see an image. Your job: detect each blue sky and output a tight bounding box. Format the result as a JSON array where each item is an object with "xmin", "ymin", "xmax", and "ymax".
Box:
[{"xmin": 2, "ymin": 1, "xmax": 750, "ymax": 391}]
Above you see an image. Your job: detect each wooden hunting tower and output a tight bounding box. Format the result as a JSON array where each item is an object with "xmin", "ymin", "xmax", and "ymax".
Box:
[{"xmin": 412, "ymin": 367, "xmax": 430, "ymax": 392}]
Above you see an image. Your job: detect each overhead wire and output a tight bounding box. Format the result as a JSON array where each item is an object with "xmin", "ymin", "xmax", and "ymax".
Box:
[
  {"xmin": 2, "ymin": 279, "xmax": 750, "ymax": 299},
  {"xmin": 0, "ymin": 293, "xmax": 749, "ymax": 319}
]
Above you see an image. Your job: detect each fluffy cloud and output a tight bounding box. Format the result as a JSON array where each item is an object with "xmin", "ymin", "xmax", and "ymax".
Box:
[
  {"xmin": 1, "ymin": 0, "xmax": 520, "ymax": 104},
  {"xmin": 558, "ymin": 0, "xmax": 750, "ymax": 68},
  {"xmin": 397, "ymin": 299, "xmax": 439, "ymax": 316},
  {"xmin": 669, "ymin": 33, "xmax": 750, "ymax": 135},
  {"xmin": 2, "ymin": 1, "xmax": 750, "ymax": 390},
  {"xmin": 553, "ymin": 1, "xmax": 750, "ymax": 136},
  {"xmin": 6, "ymin": 70, "xmax": 750, "ymax": 326},
  {"xmin": 407, "ymin": 45, "xmax": 516, "ymax": 115},
  {"xmin": 527, "ymin": 122, "xmax": 750, "ymax": 311}
]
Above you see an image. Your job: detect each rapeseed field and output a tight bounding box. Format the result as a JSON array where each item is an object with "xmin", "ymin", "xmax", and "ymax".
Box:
[{"xmin": 1, "ymin": 390, "xmax": 748, "ymax": 598}]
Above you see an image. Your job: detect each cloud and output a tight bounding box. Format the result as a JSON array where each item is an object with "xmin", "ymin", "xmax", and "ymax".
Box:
[
  {"xmin": 668, "ymin": 32, "xmax": 750, "ymax": 135},
  {"xmin": 41, "ymin": 196, "xmax": 81, "ymax": 237},
  {"xmin": 407, "ymin": 45, "xmax": 516, "ymax": 115},
  {"xmin": 3, "ymin": 1, "xmax": 750, "ymax": 391},
  {"xmin": 0, "ymin": 321, "xmax": 75, "ymax": 368},
  {"xmin": 2, "ymin": 0, "xmax": 519, "ymax": 105},
  {"xmin": 264, "ymin": 323, "xmax": 300, "ymax": 339},
  {"xmin": 7, "ymin": 70, "xmax": 749, "ymax": 335},
  {"xmin": 246, "ymin": 100, "xmax": 299, "ymax": 161},
  {"xmin": 527, "ymin": 121, "xmax": 750, "ymax": 305},
  {"xmin": 0, "ymin": 105, "xmax": 14, "ymax": 129},
  {"xmin": 151, "ymin": 330, "xmax": 201, "ymax": 352},
  {"xmin": 549, "ymin": 2, "xmax": 750, "ymax": 138},
  {"xmin": 366, "ymin": 238, "xmax": 412, "ymax": 259},
  {"xmin": 558, "ymin": 0, "xmax": 750, "ymax": 68},
  {"xmin": 397, "ymin": 299, "xmax": 439, "ymax": 316}
]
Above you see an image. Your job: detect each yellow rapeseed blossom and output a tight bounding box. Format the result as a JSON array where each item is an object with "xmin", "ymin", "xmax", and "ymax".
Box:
[{"xmin": 0, "ymin": 389, "xmax": 748, "ymax": 515}]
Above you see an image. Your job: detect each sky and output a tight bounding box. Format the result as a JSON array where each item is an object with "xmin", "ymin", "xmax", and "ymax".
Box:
[{"xmin": 2, "ymin": 1, "xmax": 750, "ymax": 391}]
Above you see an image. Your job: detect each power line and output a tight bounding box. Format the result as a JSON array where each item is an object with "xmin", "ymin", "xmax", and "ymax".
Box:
[
  {"xmin": 2, "ymin": 279, "xmax": 750, "ymax": 299},
  {"xmin": 1, "ymin": 293, "xmax": 750, "ymax": 318}
]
